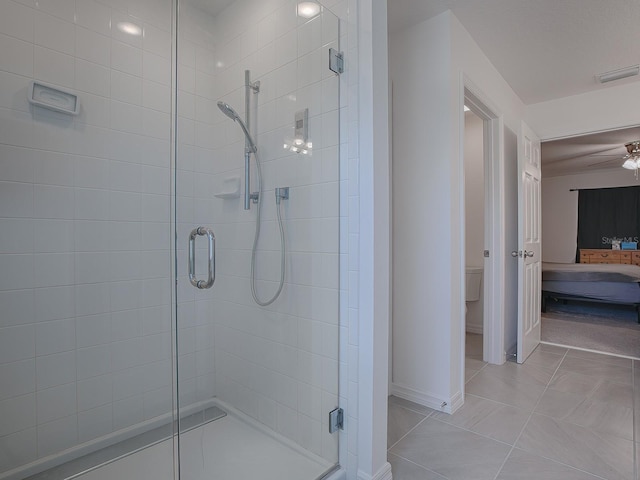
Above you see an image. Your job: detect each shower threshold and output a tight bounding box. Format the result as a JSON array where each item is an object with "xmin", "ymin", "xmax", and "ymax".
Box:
[{"xmin": 24, "ymin": 406, "xmax": 226, "ymax": 480}]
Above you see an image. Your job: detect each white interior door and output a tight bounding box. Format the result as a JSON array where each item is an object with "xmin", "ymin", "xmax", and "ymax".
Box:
[{"xmin": 516, "ymin": 121, "xmax": 542, "ymax": 363}]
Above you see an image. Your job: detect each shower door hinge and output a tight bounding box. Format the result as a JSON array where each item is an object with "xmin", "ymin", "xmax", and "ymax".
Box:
[
  {"xmin": 329, "ymin": 48, "xmax": 344, "ymax": 75},
  {"xmin": 328, "ymin": 407, "xmax": 344, "ymax": 433}
]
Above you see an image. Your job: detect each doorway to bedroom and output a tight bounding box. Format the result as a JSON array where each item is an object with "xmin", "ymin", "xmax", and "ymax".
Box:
[{"xmin": 540, "ymin": 125, "xmax": 640, "ymax": 359}]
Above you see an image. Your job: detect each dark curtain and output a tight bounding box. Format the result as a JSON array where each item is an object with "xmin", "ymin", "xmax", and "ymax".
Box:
[{"xmin": 576, "ymin": 186, "xmax": 640, "ymax": 261}]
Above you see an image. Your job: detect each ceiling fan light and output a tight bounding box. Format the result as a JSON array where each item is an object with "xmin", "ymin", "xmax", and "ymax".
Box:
[{"xmin": 622, "ymin": 158, "xmax": 638, "ymax": 170}]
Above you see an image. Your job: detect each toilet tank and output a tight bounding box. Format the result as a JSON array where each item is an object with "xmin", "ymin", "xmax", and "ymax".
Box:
[{"xmin": 465, "ymin": 267, "xmax": 483, "ymax": 302}]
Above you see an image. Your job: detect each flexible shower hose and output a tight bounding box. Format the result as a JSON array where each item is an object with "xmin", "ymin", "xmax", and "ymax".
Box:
[{"xmin": 250, "ymin": 149, "xmax": 286, "ymax": 306}]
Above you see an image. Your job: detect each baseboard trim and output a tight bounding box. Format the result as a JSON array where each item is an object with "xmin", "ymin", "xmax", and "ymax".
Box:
[
  {"xmin": 358, "ymin": 461, "xmax": 392, "ymax": 480},
  {"xmin": 390, "ymin": 383, "xmax": 452, "ymax": 414}
]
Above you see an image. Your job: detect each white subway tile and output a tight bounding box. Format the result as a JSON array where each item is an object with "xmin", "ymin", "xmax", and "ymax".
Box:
[
  {"xmin": 112, "ymin": 368, "xmax": 143, "ymax": 403},
  {"xmin": 0, "ymin": 290, "xmax": 34, "ymax": 328},
  {"xmin": 111, "ymin": 338, "xmax": 141, "ymax": 371},
  {"xmin": 75, "ymin": 188, "xmax": 110, "ymax": 220},
  {"xmin": 75, "ymin": 156, "xmax": 110, "ymax": 189},
  {"xmin": 112, "ymin": 40, "xmax": 142, "ymax": 76},
  {"xmin": 75, "ymin": 314, "xmax": 110, "ymax": 349},
  {"xmin": 113, "ymin": 394, "xmax": 143, "ymax": 430},
  {"xmin": 110, "ymin": 191, "xmax": 142, "ymax": 221},
  {"xmin": 0, "ymin": 393, "xmax": 35, "ymax": 436},
  {"xmin": 110, "ymin": 100, "xmax": 143, "ymax": 134},
  {"xmin": 111, "ymin": 70, "xmax": 143, "ymax": 106},
  {"xmin": 36, "ymin": 351, "xmax": 75, "ymax": 390},
  {"xmin": 75, "ymin": 283, "xmax": 110, "ymax": 316},
  {"xmin": 0, "ymin": 359, "xmax": 35, "ymax": 401},
  {"xmin": 36, "ymin": 382, "xmax": 77, "ymax": 424},
  {"xmin": 35, "ymin": 219, "xmax": 72, "ymax": 254},
  {"xmin": 0, "ymin": 254, "xmax": 34, "ymax": 292},
  {"xmin": 143, "ymin": 51, "xmax": 170, "ymax": 86},
  {"xmin": 142, "ymin": 23, "xmax": 170, "ymax": 58},
  {"xmin": 34, "ymin": 285, "xmax": 74, "ymax": 322},
  {"xmin": 78, "ymin": 403, "xmax": 112, "ymax": 442},
  {"xmin": 0, "ymin": 145, "xmax": 34, "ymax": 183},
  {"xmin": 142, "ymin": 80, "xmax": 170, "ymax": 113},
  {"xmin": 0, "ymin": 1, "xmax": 34, "ymax": 43},
  {"xmin": 34, "ymin": 11, "xmax": 75, "ymax": 56},
  {"xmin": 142, "ymin": 108, "xmax": 170, "ymax": 139},
  {"xmin": 77, "ymin": 92, "xmax": 111, "ymax": 128},
  {"xmin": 34, "ymin": 253, "xmax": 74, "ymax": 288},
  {"xmin": 76, "ymin": 0, "xmax": 112, "ymax": 36},
  {"xmin": 34, "ymin": 185, "xmax": 75, "ymax": 219},
  {"xmin": 111, "ymin": 12, "xmax": 143, "ymax": 49},
  {"xmin": 77, "ymin": 345, "xmax": 111, "ymax": 380},
  {"xmin": 110, "ymin": 280, "xmax": 140, "ymax": 312},
  {"xmin": 75, "ymin": 251, "xmax": 111, "ymax": 284},
  {"xmin": 35, "ymin": 318, "xmax": 75, "ymax": 356},
  {"xmin": 0, "ymin": 34, "xmax": 34, "ymax": 78},
  {"xmin": 0, "ymin": 219, "xmax": 33, "ymax": 254},
  {"xmin": 0, "ymin": 181, "xmax": 34, "ymax": 218},
  {"xmin": 0, "ymin": 427, "xmax": 36, "ymax": 471},
  {"xmin": 77, "ymin": 374, "xmax": 112, "ymax": 411},
  {"xmin": 37, "ymin": 414, "xmax": 77, "ymax": 456},
  {"xmin": 76, "ymin": 27, "xmax": 111, "ymax": 67},
  {"xmin": 75, "ymin": 59, "xmax": 110, "ymax": 97},
  {"xmin": 142, "ymin": 385, "xmax": 171, "ymax": 419}
]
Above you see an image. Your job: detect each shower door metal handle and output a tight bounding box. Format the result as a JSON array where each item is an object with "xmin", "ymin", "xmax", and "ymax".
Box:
[{"xmin": 188, "ymin": 227, "xmax": 215, "ymax": 289}]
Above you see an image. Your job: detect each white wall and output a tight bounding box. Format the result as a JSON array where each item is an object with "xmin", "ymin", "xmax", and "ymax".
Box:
[
  {"xmin": 464, "ymin": 111, "xmax": 484, "ymax": 333},
  {"xmin": 390, "ymin": 11, "xmax": 527, "ymax": 411},
  {"xmin": 0, "ymin": 0, "xmax": 173, "ymax": 475},
  {"xmin": 542, "ymin": 169, "xmax": 639, "ymax": 263},
  {"xmin": 464, "ymin": 112, "xmax": 485, "ymax": 268},
  {"xmin": 526, "ymin": 82, "xmax": 640, "ymax": 141}
]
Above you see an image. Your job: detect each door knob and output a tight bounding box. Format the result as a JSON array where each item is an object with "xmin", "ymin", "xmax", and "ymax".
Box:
[
  {"xmin": 511, "ymin": 250, "xmax": 521, "ymax": 258},
  {"xmin": 524, "ymin": 250, "xmax": 534, "ymax": 258}
]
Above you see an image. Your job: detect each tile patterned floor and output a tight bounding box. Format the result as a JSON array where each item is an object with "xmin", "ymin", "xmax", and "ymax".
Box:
[{"xmin": 388, "ymin": 335, "xmax": 639, "ymax": 480}]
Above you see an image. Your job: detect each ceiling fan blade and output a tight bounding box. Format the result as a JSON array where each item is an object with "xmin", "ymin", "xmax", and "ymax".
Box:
[{"xmin": 587, "ymin": 156, "xmax": 622, "ymax": 167}]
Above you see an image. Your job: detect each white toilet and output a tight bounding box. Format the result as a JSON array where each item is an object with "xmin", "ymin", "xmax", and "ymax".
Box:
[{"xmin": 465, "ymin": 267, "xmax": 483, "ymax": 332}]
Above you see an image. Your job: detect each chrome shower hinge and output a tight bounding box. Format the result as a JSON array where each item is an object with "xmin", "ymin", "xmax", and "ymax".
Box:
[
  {"xmin": 329, "ymin": 407, "xmax": 344, "ymax": 433},
  {"xmin": 329, "ymin": 48, "xmax": 344, "ymax": 75}
]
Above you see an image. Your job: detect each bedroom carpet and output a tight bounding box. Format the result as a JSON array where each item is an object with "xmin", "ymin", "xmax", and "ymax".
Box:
[{"xmin": 541, "ymin": 300, "xmax": 640, "ymax": 358}]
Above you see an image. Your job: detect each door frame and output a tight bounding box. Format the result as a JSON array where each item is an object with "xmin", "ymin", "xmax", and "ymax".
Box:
[{"xmin": 461, "ymin": 76, "xmax": 506, "ymax": 369}]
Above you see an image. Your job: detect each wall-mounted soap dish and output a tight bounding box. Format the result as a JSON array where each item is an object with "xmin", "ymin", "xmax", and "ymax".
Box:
[
  {"xmin": 28, "ymin": 81, "xmax": 80, "ymax": 115},
  {"xmin": 214, "ymin": 176, "xmax": 241, "ymax": 199}
]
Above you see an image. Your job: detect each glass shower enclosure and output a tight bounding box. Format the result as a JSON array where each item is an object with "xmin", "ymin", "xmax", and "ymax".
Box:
[{"xmin": 0, "ymin": 0, "xmax": 341, "ymax": 479}]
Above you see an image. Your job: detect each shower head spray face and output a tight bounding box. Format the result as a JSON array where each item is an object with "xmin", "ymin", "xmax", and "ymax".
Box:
[{"xmin": 217, "ymin": 101, "xmax": 239, "ymax": 121}]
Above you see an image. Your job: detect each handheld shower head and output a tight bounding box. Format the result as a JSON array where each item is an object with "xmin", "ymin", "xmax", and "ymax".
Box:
[
  {"xmin": 216, "ymin": 101, "xmax": 257, "ymax": 153},
  {"xmin": 217, "ymin": 101, "xmax": 239, "ymax": 121}
]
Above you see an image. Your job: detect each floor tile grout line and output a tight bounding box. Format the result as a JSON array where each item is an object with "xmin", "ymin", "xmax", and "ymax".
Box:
[
  {"xmin": 503, "ymin": 447, "xmax": 610, "ymax": 480},
  {"xmin": 491, "ymin": 347, "xmax": 570, "ymax": 480},
  {"xmin": 386, "ymin": 411, "xmax": 432, "ymax": 451},
  {"xmin": 386, "ymin": 452, "xmax": 448, "ymax": 480}
]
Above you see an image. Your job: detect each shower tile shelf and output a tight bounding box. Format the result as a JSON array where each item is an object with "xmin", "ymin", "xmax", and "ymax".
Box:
[{"xmin": 214, "ymin": 176, "xmax": 241, "ymax": 199}]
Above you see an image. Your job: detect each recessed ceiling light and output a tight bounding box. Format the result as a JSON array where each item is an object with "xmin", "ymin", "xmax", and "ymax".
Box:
[
  {"xmin": 117, "ymin": 22, "xmax": 142, "ymax": 36},
  {"xmin": 297, "ymin": 2, "xmax": 321, "ymax": 19}
]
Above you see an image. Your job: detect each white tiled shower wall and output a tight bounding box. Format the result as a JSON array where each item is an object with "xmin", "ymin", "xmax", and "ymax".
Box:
[
  {"xmin": 0, "ymin": 0, "xmax": 361, "ymax": 477},
  {"xmin": 175, "ymin": 0, "xmax": 344, "ymax": 463},
  {"xmin": 0, "ymin": 0, "xmax": 175, "ymax": 474}
]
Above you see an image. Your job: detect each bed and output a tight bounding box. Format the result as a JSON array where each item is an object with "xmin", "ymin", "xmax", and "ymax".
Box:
[{"xmin": 541, "ymin": 262, "xmax": 640, "ymax": 323}]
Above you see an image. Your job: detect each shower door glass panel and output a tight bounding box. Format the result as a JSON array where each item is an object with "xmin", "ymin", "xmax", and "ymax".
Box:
[
  {"xmin": 0, "ymin": 0, "xmax": 176, "ymax": 478},
  {"xmin": 175, "ymin": 1, "xmax": 341, "ymax": 479}
]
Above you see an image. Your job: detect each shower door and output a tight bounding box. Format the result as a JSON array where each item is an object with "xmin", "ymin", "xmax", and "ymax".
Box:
[{"xmin": 174, "ymin": 1, "xmax": 341, "ymax": 479}]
